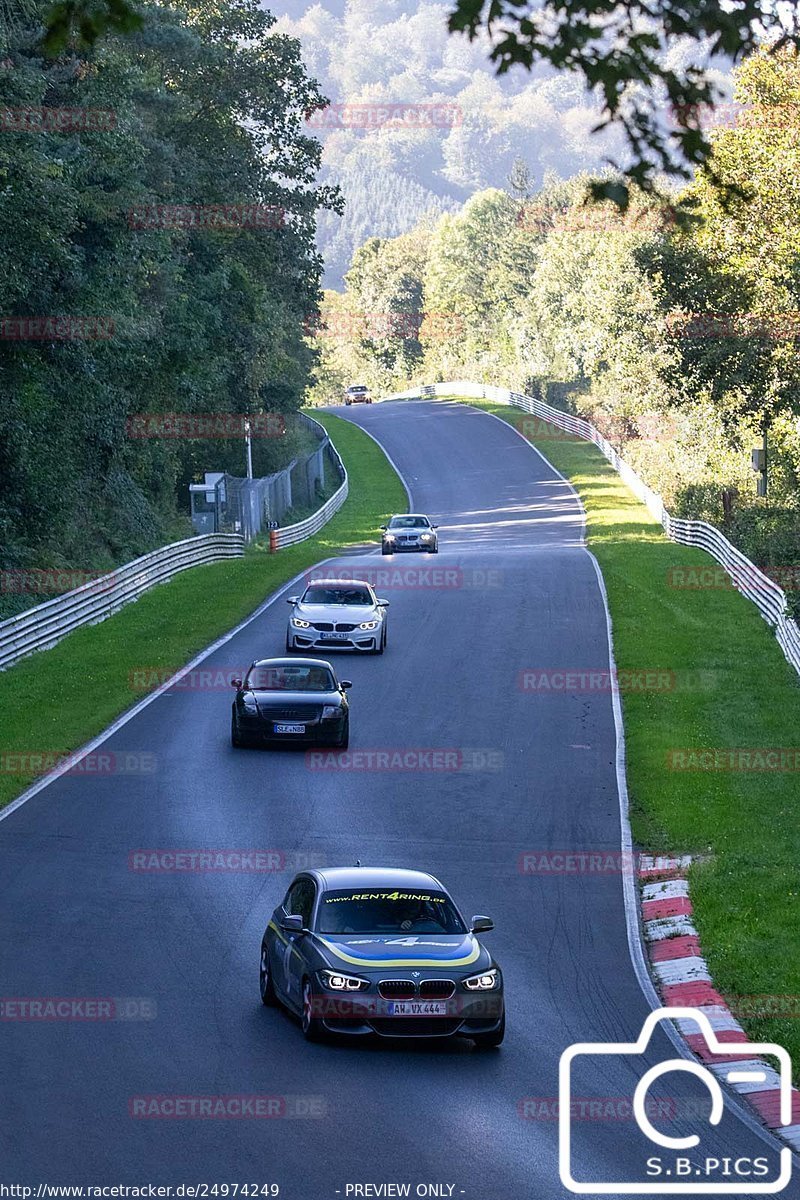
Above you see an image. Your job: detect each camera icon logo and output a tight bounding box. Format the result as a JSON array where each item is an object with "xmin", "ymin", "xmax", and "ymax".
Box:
[{"xmin": 559, "ymin": 1006, "xmax": 793, "ymax": 1193}]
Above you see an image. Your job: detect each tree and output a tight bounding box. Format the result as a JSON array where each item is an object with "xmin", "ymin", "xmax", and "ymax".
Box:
[{"xmin": 447, "ymin": 0, "xmax": 800, "ymax": 205}]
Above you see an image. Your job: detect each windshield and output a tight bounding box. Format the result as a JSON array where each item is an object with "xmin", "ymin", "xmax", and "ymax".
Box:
[
  {"xmin": 302, "ymin": 586, "xmax": 372, "ymax": 606},
  {"xmin": 318, "ymin": 888, "xmax": 467, "ymax": 934},
  {"xmin": 389, "ymin": 516, "xmax": 429, "ymax": 529},
  {"xmin": 245, "ymin": 664, "xmax": 336, "ymax": 692}
]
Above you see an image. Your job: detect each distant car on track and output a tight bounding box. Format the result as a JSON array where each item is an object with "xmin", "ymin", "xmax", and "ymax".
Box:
[
  {"xmin": 230, "ymin": 657, "xmax": 350, "ymax": 749},
  {"xmin": 285, "ymin": 579, "xmax": 389, "ymax": 654},
  {"xmin": 259, "ymin": 866, "xmax": 505, "ymax": 1045},
  {"xmin": 381, "ymin": 513, "xmax": 438, "ymax": 555},
  {"xmin": 344, "ymin": 384, "xmax": 372, "ymax": 405}
]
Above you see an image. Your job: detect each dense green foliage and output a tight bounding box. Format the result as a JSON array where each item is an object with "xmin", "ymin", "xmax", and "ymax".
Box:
[
  {"xmin": 0, "ymin": 0, "xmax": 338, "ymax": 605},
  {"xmin": 448, "ymin": 0, "xmax": 800, "ymax": 205},
  {"xmin": 273, "ymin": 0, "xmax": 635, "ymax": 286},
  {"xmin": 311, "ymin": 45, "xmax": 800, "ymax": 607}
]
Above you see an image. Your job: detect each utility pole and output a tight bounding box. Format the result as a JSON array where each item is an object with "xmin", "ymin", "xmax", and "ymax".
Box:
[{"xmin": 244, "ymin": 416, "xmax": 253, "ymax": 480}]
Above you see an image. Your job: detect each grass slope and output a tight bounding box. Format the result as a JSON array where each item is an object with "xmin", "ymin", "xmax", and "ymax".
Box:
[
  {"xmin": 0, "ymin": 412, "xmax": 406, "ymax": 812},
  {"xmin": 466, "ymin": 399, "xmax": 800, "ymax": 1063}
]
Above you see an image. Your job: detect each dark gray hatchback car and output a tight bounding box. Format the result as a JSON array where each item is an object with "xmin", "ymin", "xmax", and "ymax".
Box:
[{"xmin": 259, "ymin": 866, "xmax": 504, "ymax": 1045}]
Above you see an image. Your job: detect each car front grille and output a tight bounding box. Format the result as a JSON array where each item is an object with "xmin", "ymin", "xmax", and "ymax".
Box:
[
  {"xmin": 369, "ymin": 1018, "xmax": 461, "ymax": 1037},
  {"xmin": 311, "ymin": 622, "xmax": 334, "ymax": 632},
  {"xmin": 335, "ymin": 623, "xmax": 357, "ymax": 632},
  {"xmin": 263, "ymin": 706, "xmax": 322, "ymax": 721},
  {"xmin": 419, "ymin": 979, "xmax": 456, "ymax": 999},
  {"xmin": 378, "ymin": 980, "xmax": 416, "ymax": 1000}
]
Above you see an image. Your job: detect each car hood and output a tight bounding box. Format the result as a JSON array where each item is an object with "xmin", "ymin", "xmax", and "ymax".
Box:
[
  {"xmin": 313, "ymin": 932, "xmax": 485, "ymax": 970},
  {"xmin": 294, "ymin": 604, "xmax": 377, "ymax": 619},
  {"xmin": 246, "ymin": 688, "xmax": 340, "ymax": 707}
]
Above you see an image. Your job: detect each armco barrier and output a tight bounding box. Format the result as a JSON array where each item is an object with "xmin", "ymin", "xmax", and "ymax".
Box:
[
  {"xmin": 381, "ymin": 381, "xmax": 800, "ymax": 679},
  {"xmin": 0, "ymin": 414, "xmax": 350, "ymax": 671},
  {"xmin": 271, "ymin": 413, "xmax": 348, "ymax": 548},
  {"xmin": 0, "ymin": 534, "xmax": 245, "ymax": 671}
]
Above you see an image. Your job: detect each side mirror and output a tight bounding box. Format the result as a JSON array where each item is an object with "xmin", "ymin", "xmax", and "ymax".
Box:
[
  {"xmin": 432, "ymin": 524, "xmax": 439, "ymax": 529},
  {"xmin": 281, "ymin": 914, "xmax": 305, "ymax": 933},
  {"xmin": 471, "ymin": 915, "xmax": 494, "ymax": 934},
  {"xmin": 286, "ymin": 596, "xmax": 299, "ymax": 605},
  {"xmin": 231, "ymin": 678, "xmax": 243, "ymax": 689},
  {"xmin": 376, "ymin": 599, "xmax": 390, "ymax": 607},
  {"xmin": 379, "ymin": 525, "xmax": 387, "ymax": 531},
  {"xmin": 340, "ymin": 680, "xmax": 352, "ymax": 690}
]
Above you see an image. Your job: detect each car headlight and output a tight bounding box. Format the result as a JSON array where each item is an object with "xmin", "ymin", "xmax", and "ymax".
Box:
[
  {"xmin": 383, "ymin": 533, "xmax": 395, "ymax": 541},
  {"xmin": 420, "ymin": 532, "xmax": 433, "ymax": 540},
  {"xmin": 359, "ymin": 620, "xmax": 379, "ymax": 630},
  {"xmin": 463, "ymin": 968, "xmax": 499, "ymax": 991},
  {"xmin": 242, "ymin": 694, "xmax": 258, "ymax": 712},
  {"xmin": 321, "ymin": 704, "xmax": 340, "ymax": 719},
  {"xmin": 291, "ymin": 617, "xmax": 311, "ymax": 629},
  {"xmin": 318, "ymin": 970, "xmax": 370, "ymax": 992}
]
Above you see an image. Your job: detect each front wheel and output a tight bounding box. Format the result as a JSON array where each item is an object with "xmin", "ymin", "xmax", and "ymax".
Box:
[
  {"xmin": 301, "ymin": 979, "xmax": 325, "ymax": 1041},
  {"xmin": 336, "ymin": 717, "xmax": 350, "ymax": 750},
  {"xmin": 372, "ymin": 627, "xmax": 385, "ymax": 655},
  {"xmin": 260, "ymin": 943, "xmax": 278, "ymax": 1006},
  {"xmin": 472, "ymin": 1010, "xmax": 505, "ymax": 1049},
  {"xmin": 381, "ymin": 546, "xmax": 390, "ymax": 556},
  {"xmin": 285, "ymin": 635, "xmax": 294, "ymax": 653}
]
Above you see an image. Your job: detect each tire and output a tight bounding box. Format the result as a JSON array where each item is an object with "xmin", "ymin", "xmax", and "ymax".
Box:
[
  {"xmin": 372, "ymin": 627, "xmax": 385, "ymax": 656},
  {"xmin": 429, "ymin": 545, "xmax": 438, "ymax": 554},
  {"xmin": 301, "ymin": 978, "xmax": 325, "ymax": 1041},
  {"xmin": 336, "ymin": 717, "xmax": 350, "ymax": 750},
  {"xmin": 472, "ymin": 1010, "xmax": 505, "ymax": 1049},
  {"xmin": 285, "ymin": 635, "xmax": 294, "ymax": 653},
  {"xmin": 345, "ymin": 400, "xmax": 351, "ymax": 406},
  {"xmin": 259, "ymin": 942, "xmax": 278, "ymax": 1006},
  {"xmin": 381, "ymin": 546, "xmax": 390, "ymax": 556}
]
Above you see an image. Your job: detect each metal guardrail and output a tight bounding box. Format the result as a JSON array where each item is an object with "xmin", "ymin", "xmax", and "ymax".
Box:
[
  {"xmin": 0, "ymin": 413, "xmax": 353, "ymax": 671},
  {"xmin": 382, "ymin": 381, "xmax": 800, "ymax": 678},
  {"xmin": 0, "ymin": 534, "xmax": 245, "ymax": 671},
  {"xmin": 272, "ymin": 413, "xmax": 348, "ymax": 548}
]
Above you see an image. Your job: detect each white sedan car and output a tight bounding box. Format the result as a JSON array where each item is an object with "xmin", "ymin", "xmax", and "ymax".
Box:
[{"xmin": 285, "ymin": 579, "xmax": 389, "ymax": 655}]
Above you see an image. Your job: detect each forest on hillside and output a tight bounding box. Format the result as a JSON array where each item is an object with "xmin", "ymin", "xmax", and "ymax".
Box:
[
  {"xmin": 272, "ymin": 0, "xmax": 730, "ymax": 286},
  {"xmin": 309, "ymin": 44, "xmax": 800, "ymax": 604}
]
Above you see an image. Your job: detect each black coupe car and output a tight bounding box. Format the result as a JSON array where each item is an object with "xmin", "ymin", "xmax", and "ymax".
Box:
[
  {"xmin": 259, "ymin": 866, "xmax": 504, "ymax": 1045},
  {"xmin": 231, "ymin": 658, "xmax": 350, "ymax": 749}
]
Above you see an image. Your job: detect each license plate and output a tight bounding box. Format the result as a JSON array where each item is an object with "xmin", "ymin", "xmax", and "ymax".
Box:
[
  {"xmin": 320, "ymin": 631, "xmax": 348, "ymax": 640},
  {"xmin": 386, "ymin": 1001, "xmax": 448, "ymax": 1016},
  {"xmin": 274, "ymin": 723, "xmax": 305, "ymax": 734}
]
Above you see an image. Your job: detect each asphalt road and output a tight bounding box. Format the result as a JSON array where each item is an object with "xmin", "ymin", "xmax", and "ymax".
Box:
[{"xmin": 0, "ymin": 400, "xmax": 791, "ymax": 1199}]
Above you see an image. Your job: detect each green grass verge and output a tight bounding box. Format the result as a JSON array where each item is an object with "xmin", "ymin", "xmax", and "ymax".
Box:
[
  {"xmin": 460, "ymin": 398, "xmax": 800, "ymax": 1063},
  {"xmin": 0, "ymin": 412, "xmax": 405, "ymax": 812}
]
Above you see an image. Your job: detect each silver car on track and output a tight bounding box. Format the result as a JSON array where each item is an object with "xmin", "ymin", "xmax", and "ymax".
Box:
[{"xmin": 286, "ymin": 578, "xmax": 389, "ymax": 655}]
